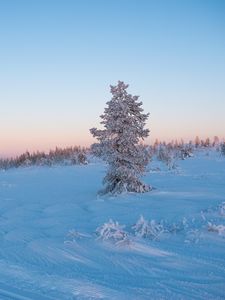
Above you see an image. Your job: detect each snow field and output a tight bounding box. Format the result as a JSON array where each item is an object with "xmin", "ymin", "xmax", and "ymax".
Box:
[{"xmin": 0, "ymin": 150, "xmax": 225, "ymax": 299}]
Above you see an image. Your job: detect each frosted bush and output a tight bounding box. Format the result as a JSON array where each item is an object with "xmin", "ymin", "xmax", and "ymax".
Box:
[
  {"xmin": 96, "ymin": 219, "xmax": 130, "ymax": 245},
  {"xmin": 133, "ymin": 215, "xmax": 164, "ymax": 240},
  {"xmin": 157, "ymin": 147, "xmax": 178, "ymax": 170},
  {"xmin": 180, "ymin": 146, "xmax": 194, "ymax": 160},
  {"xmin": 221, "ymin": 143, "xmax": 225, "ymax": 156},
  {"xmin": 132, "ymin": 215, "xmax": 149, "ymax": 237},
  {"xmin": 208, "ymin": 222, "xmax": 225, "ymax": 237}
]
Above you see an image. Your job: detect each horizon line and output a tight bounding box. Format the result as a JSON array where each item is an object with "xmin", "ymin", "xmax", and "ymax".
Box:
[{"xmin": 1, "ymin": 135, "xmax": 224, "ymax": 159}]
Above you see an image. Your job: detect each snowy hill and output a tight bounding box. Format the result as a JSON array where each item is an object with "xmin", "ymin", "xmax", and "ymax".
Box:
[{"xmin": 0, "ymin": 150, "xmax": 225, "ymax": 299}]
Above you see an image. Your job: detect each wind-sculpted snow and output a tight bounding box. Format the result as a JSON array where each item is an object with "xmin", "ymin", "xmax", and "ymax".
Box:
[{"xmin": 0, "ymin": 150, "xmax": 225, "ymax": 299}]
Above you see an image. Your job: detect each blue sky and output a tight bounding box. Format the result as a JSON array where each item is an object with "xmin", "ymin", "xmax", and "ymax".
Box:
[{"xmin": 0, "ymin": 0, "xmax": 225, "ymax": 156}]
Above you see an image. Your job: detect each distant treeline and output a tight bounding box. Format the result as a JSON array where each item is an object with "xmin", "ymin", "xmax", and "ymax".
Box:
[
  {"xmin": 1, "ymin": 136, "xmax": 224, "ymax": 171},
  {"xmin": 149, "ymin": 136, "xmax": 225, "ymax": 170},
  {"xmin": 0, "ymin": 146, "xmax": 88, "ymax": 170},
  {"xmin": 151, "ymin": 136, "xmax": 222, "ymax": 150}
]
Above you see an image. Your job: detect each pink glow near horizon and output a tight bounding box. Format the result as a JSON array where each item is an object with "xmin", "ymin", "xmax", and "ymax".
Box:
[
  {"xmin": 1, "ymin": 109, "xmax": 224, "ymax": 158},
  {"xmin": 1, "ymin": 132, "xmax": 224, "ymax": 158}
]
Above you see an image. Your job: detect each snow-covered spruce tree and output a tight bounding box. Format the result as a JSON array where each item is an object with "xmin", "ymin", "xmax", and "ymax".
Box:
[{"xmin": 90, "ymin": 81, "xmax": 151, "ymax": 194}]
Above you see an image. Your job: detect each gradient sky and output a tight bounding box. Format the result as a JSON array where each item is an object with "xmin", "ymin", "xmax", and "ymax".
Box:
[{"xmin": 0, "ymin": 0, "xmax": 225, "ymax": 157}]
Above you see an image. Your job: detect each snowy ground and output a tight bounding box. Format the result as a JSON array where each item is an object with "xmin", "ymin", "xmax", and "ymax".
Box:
[{"xmin": 0, "ymin": 150, "xmax": 225, "ymax": 299}]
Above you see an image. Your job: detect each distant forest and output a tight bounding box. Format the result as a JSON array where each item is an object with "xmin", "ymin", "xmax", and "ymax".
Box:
[
  {"xmin": 0, "ymin": 146, "xmax": 88, "ymax": 169},
  {"xmin": 0, "ymin": 136, "xmax": 224, "ymax": 170}
]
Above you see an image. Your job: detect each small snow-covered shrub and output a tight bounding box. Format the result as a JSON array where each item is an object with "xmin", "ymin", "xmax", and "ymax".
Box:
[
  {"xmin": 221, "ymin": 143, "xmax": 225, "ymax": 156},
  {"xmin": 165, "ymin": 217, "xmax": 196, "ymax": 235},
  {"xmin": 133, "ymin": 215, "xmax": 164, "ymax": 240},
  {"xmin": 157, "ymin": 147, "xmax": 178, "ymax": 170},
  {"xmin": 96, "ymin": 219, "xmax": 130, "ymax": 246},
  {"xmin": 180, "ymin": 146, "xmax": 194, "ymax": 160},
  {"xmin": 208, "ymin": 222, "xmax": 225, "ymax": 237}
]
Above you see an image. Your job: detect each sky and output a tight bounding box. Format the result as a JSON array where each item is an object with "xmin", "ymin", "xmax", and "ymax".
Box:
[{"xmin": 0, "ymin": 0, "xmax": 225, "ymax": 157}]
